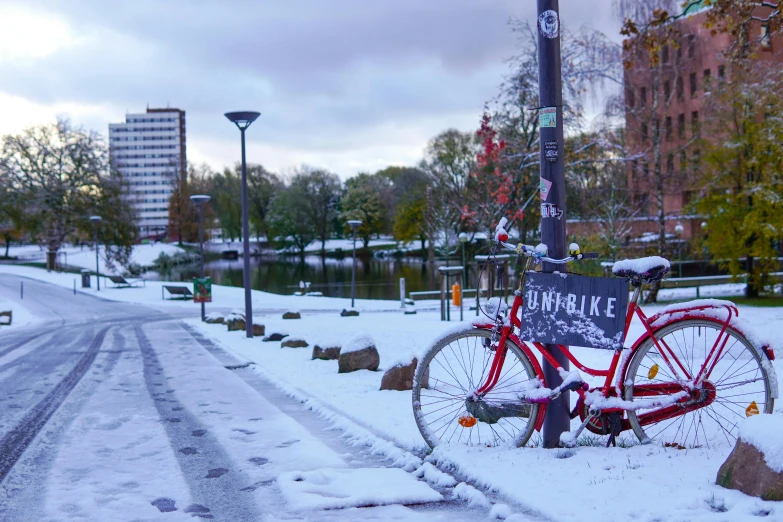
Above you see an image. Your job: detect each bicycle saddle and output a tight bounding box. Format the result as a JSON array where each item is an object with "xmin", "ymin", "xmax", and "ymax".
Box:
[{"xmin": 612, "ymin": 256, "xmax": 671, "ymax": 285}]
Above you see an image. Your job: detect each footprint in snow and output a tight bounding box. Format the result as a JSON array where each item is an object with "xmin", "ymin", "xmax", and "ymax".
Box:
[
  {"xmin": 248, "ymin": 457, "xmax": 268, "ymax": 466},
  {"xmin": 232, "ymin": 429, "xmax": 256, "ymax": 435},
  {"xmin": 192, "ymin": 430, "xmax": 207, "ymax": 437},
  {"xmin": 276, "ymin": 440, "xmax": 299, "ymax": 448},
  {"xmin": 179, "ymin": 447, "xmax": 198, "ymax": 455},
  {"xmin": 151, "ymin": 498, "xmax": 177, "ymax": 512},
  {"xmin": 205, "ymin": 468, "xmax": 229, "ymax": 479}
]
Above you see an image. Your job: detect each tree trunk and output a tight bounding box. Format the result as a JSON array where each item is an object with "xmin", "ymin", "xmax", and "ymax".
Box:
[
  {"xmin": 745, "ymin": 255, "xmax": 759, "ymax": 298},
  {"xmin": 321, "ymin": 238, "xmax": 326, "ymax": 257},
  {"xmin": 4, "ymin": 234, "xmax": 9, "ymax": 258},
  {"xmin": 46, "ymin": 250, "xmax": 57, "ymax": 271}
]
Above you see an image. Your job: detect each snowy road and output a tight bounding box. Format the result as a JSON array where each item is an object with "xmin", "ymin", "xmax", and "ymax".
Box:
[{"xmin": 0, "ymin": 276, "xmax": 498, "ymax": 522}]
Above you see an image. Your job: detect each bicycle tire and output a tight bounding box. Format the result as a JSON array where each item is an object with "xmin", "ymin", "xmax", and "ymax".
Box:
[
  {"xmin": 624, "ymin": 319, "xmax": 774, "ymax": 448},
  {"xmin": 412, "ymin": 328, "xmax": 541, "ymax": 449}
]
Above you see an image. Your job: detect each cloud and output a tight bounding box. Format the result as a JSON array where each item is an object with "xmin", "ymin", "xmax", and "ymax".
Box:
[{"xmin": 0, "ymin": 0, "xmax": 620, "ymax": 177}]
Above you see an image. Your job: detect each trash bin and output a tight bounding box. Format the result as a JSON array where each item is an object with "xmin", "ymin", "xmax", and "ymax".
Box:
[{"xmin": 81, "ymin": 269, "xmax": 91, "ymax": 288}]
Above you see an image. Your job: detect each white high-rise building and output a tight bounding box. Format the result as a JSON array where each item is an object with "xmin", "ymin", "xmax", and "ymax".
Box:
[{"xmin": 109, "ymin": 108, "xmax": 187, "ymax": 238}]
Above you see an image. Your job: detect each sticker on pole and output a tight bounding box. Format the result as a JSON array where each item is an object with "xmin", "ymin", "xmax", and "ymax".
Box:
[
  {"xmin": 539, "ymin": 178, "xmax": 552, "ymax": 201},
  {"xmin": 539, "ymin": 107, "xmax": 557, "ymax": 128},
  {"xmin": 544, "ymin": 140, "xmax": 559, "ymax": 162},
  {"xmin": 538, "ymin": 10, "xmax": 560, "ymax": 39},
  {"xmin": 194, "ymin": 277, "xmax": 212, "ymax": 303},
  {"xmin": 520, "ymin": 272, "xmax": 629, "ymax": 350},
  {"xmin": 540, "ymin": 203, "xmax": 563, "ymax": 219}
]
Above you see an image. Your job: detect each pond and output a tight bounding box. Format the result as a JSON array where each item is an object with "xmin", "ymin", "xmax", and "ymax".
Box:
[{"xmin": 143, "ymin": 256, "xmax": 484, "ymax": 301}]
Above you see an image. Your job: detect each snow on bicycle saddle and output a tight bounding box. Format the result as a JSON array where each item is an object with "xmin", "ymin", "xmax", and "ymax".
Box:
[{"xmin": 612, "ymin": 256, "xmax": 670, "ymax": 284}]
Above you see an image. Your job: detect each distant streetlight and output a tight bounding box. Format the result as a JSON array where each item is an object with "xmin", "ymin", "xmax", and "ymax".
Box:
[
  {"xmin": 190, "ymin": 194, "xmax": 211, "ymax": 321},
  {"xmin": 89, "ymin": 215, "xmax": 102, "ymax": 291},
  {"xmin": 458, "ymin": 232, "xmax": 468, "ymax": 319},
  {"xmin": 225, "ymin": 110, "xmax": 261, "ymax": 338},
  {"xmin": 348, "ymin": 220, "xmax": 363, "ymax": 308},
  {"xmin": 675, "ymin": 222, "xmax": 685, "ymax": 278}
]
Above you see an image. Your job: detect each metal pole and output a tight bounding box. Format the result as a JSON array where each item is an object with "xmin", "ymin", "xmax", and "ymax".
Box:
[
  {"xmin": 399, "ymin": 277, "xmax": 406, "ymax": 309},
  {"xmin": 537, "ymin": 0, "xmax": 569, "ymax": 448},
  {"xmin": 240, "ymin": 128, "xmax": 253, "ymax": 338},
  {"xmin": 199, "ymin": 204, "xmax": 206, "ymax": 322},
  {"xmin": 94, "ymin": 223, "xmax": 100, "ymax": 291},
  {"xmin": 459, "ymin": 270, "xmax": 464, "ymax": 322},
  {"xmin": 351, "ymin": 228, "xmax": 357, "ymax": 308}
]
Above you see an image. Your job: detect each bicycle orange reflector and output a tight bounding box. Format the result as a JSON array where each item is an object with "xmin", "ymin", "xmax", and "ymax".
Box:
[
  {"xmin": 647, "ymin": 364, "xmax": 659, "ymax": 380},
  {"xmin": 458, "ymin": 416, "xmax": 477, "ymax": 428},
  {"xmin": 746, "ymin": 401, "xmax": 760, "ymax": 417}
]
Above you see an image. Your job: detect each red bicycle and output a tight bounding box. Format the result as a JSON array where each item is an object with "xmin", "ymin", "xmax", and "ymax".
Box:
[{"xmin": 412, "ymin": 219, "xmax": 778, "ymax": 449}]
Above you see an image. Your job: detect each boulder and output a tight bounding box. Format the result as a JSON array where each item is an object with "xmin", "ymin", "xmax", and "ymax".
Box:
[
  {"xmin": 312, "ymin": 344, "xmax": 341, "ymax": 360},
  {"xmin": 380, "ymin": 358, "xmax": 422, "ymax": 391},
  {"xmin": 204, "ymin": 312, "xmax": 224, "ymax": 324},
  {"xmin": 252, "ymin": 323, "xmax": 265, "ymax": 337},
  {"xmin": 338, "ymin": 333, "xmax": 379, "ymax": 373},
  {"xmin": 717, "ymin": 415, "xmax": 783, "ymax": 501},
  {"xmin": 226, "ymin": 314, "xmax": 246, "ymax": 332},
  {"xmin": 281, "ymin": 337, "xmax": 309, "ymax": 348},
  {"xmin": 262, "ymin": 332, "xmax": 289, "ymax": 342},
  {"xmin": 0, "ymin": 310, "xmax": 11, "ymax": 326},
  {"xmin": 340, "ymin": 309, "xmax": 359, "ymax": 317},
  {"xmin": 283, "ymin": 311, "xmax": 301, "ymax": 320}
]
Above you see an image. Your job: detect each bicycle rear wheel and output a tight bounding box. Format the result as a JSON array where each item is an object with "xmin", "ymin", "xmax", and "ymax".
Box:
[
  {"xmin": 412, "ymin": 329, "xmax": 541, "ymax": 449},
  {"xmin": 624, "ymin": 319, "xmax": 774, "ymax": 448}
]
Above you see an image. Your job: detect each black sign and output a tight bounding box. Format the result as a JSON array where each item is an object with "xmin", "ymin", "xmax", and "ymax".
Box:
[
  {"xmin": 544, "ymin": 140, "xmax": 558, "ymax": 162},
  {"xmin": 520, "ymin": 272, "xmax": 629, "ymax": 350}
]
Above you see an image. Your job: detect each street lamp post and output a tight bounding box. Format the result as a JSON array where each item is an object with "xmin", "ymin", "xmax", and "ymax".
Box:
[
  {"xmin": 225, "ymin": 111, "xmax": 261, "ymax": 338},
  {"xmin": 347, "ymin": 220, "xmax": 362, "ymax": 309},
  {"xmin": 89, "ymin": 215, "xmax": 102, "ymax": 291},
  {"xmin": 675, "ymin": 222, "xmax": 685, "ymax": 279},
  {"xmin": 190, "ymin": 194, "xmax": 211, "ymax": 321}
]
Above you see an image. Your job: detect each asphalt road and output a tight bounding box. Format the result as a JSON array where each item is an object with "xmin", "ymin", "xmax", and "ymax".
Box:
[{"xmin": 0, "ymin": 275, "xmax": 509, "ymax": 522}]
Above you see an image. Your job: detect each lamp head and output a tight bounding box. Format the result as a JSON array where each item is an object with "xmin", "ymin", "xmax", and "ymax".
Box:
[
  {"xmin": 190, "ymin": 194, "xmax": 211, "ymax": 206},
  {"xmin": 225, "ymin": 111, "xmax": 260, "ymax": 130},
  {"xmin": 701, "ymin": 221, "xmax": 707, "ymax": 229},
  {"xmin": 675, "ymin": 223, "xmax": 684, "ymax": 235},
  {"xmin": 89, "ymin": 215, "xmax": 102, "ymax": 223},
  {"xmin": 347, "ymin": 220, "xmax": 363, "ymax": 230},
  {"xmin": 458, "ymin": 232, "xmax": 468, "ymax": 243}
]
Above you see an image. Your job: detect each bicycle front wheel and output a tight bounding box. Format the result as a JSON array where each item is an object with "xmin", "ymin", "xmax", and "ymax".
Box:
[
  {"xmin": 624, "ymin": 319, "xmax": 774, "ymax": 448},
  {"xmin": 412, "ymin": 329, "xmax": 541, "ymax": 449}
]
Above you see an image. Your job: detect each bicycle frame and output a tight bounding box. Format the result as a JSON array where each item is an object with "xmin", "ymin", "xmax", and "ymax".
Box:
[{"xmin": 472, "ymin": 256, "xmax": 742, "ymax": 430}]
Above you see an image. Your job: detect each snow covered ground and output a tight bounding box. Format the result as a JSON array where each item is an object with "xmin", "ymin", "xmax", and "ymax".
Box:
[
  {"xmin": 189, "ymin": 303, "xmax": 783, "ymax": 522},
  {"xmin": 0, "ymin": 294, "xmax": 35, "ymax": 329},
  {"xmin": 5, "ymin": 242, "xmax": 185, "ymax": 274},
  {"xmin": 2, "ymin": 263, "xmax": 782, "ymax": 521}
]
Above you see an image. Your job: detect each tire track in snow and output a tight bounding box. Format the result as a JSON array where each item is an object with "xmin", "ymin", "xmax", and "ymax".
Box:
[
  {"xmin": 135, "ymin": 325, "xmax": 261, "ymax": 521},
  {"xmin": 0, "ymin": 325, "xmax": 110, "ymax": 483}
]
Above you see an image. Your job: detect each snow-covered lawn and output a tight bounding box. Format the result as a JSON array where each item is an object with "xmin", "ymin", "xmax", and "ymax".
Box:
[
  {"xmin": 0, "ymin": 294, "xmax": 35, "ymax": 329},
  {"xmin": 191, "ymin": 304, "xmax": 783, "ymax": 522},
  {"xmin": 5, "ymin": 242, "xmax": 185, "ymax": 274}
]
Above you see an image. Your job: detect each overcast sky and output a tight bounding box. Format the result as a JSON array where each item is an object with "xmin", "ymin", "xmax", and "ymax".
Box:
[{"xmin": 0, "ymin": 0, "xmax": 620, "ymax": 178}]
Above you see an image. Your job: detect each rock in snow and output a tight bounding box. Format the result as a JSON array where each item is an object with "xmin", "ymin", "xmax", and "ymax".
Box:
[
  {"xmin": 312, "ymin": 344, "xmax": 341, "ymax": 360},
  {"xmin": 716, "ymin": 414, "xmax": 783, "ymax": 500},
  {"xmin": 338, "ymin": 333, "xmax": 379, "ymax": 373},
  {"xmin": 226, "ymin": 315, "xmax": 245, "ymax": 332},
  {"xmin": 282, "ymin": 311, "xmax": 301, "ymax": 320},
  {"xmin": 204, "ymin": 312, "xmax": 224, "ymax": 324},
  {"xmin": 380, "ymin": 358, "xmax": 424, "ymax": 391},
  {"xmin": 281, "ymin": 337, "xmax": 308, "ymax": 348}
]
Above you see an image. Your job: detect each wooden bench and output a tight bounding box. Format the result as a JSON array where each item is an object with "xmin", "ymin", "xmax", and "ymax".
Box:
[
  {"xmin": 162, "ymin": 285, "xmax": 193, "ymax": 300},
  {"xmin": 0, "ymin": 310, "xmax": 11, "ymax": 326},
  {"xmin": 108, "ymin": 275, "xmax": 145, "ymax": 288}
]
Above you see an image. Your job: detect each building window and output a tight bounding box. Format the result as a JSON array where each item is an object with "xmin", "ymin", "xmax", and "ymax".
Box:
[
  {"xmin": 676, "ymin": 76, "xmax": 684, "ymax": 101},
  {"xmin": 680, "ymin": 151, "xmax": 687, "ymax": 173},
  {"xmin": 643, "ymin": 159, "xmax": 650, "ymax": 180},
  {"xmin": 691, "ymin": 111, "xmax": 700, "ymax": 134},
  {"xmin": 678, "ymin": 113, "xmax": 685, "ymax": 139},
  {"xmin": 676, "ymin": 43, "xmax": 682, "ymax": 63},
  {"xmin": 664, "ymin": 81, "xmax": 671, "ymax": 99},
  {"xmin": 761, "ymin": 24, "xmax": 772, "ymax": 49},
  {"xmin": 690, "ymin": 72, "xmax": 698, "ymax": 98},
  {"xmin": 687, "ymin": 35, "xmax": 696, "ymax": 58},
  {"xmin": 667, "ymin": 154, "xmax": 674, "ymax": 174},
  {"xmin": 665, "ymin": 116, "xmax": 673, "ymax": 141},
  {"xmin": 635, "ymin": 193, "xmax": 650, "ymax": 216},
  {"xmin": 631, "ymin": 159, "xmax": 638, "ymax": 179},
  {"xmin": 662, "ymin": 45, "xmax": 669, "ymax": 64},
  {"xmin": 641, "ymin": 87, "xmax": 647, "ymax": 106},
  {"xmin": 692, "ymin": 149, "xmax": 701, "ymax": 171},
  {"xmin": 642, "ymin": 122, "xmax": 649, "ymax": 141},
  {"xmin": 628, "ymin": 89, "xmax": 635, "ymax": 108},
  {"xmin": 654, "ymin": 118, "xmax": 661, "ymax": 140},
  {"xmin": 718, "ymin": 65, "xmax": 726, "ymax": 80},
  {"xmin": 703, "ymin": 68, "xmax": 711, "ymax": 91}
]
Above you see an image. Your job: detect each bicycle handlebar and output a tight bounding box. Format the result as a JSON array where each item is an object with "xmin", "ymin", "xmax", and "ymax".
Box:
[{"xmin": 496, "ymin": 240, "xmax": 599, "ymax": 264}]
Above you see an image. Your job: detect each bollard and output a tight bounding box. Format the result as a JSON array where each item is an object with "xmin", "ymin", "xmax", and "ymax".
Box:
[
  {"xmin": 74, "ymin": 279, "xmax": 76, "ymax": 295},
  {"xmin": 20, "ymin": 281, "xmax": 23, "ymax": 299},
  {"xmin": 399, "ymin": 278, "xmax": 406, "ymax": 309}
]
